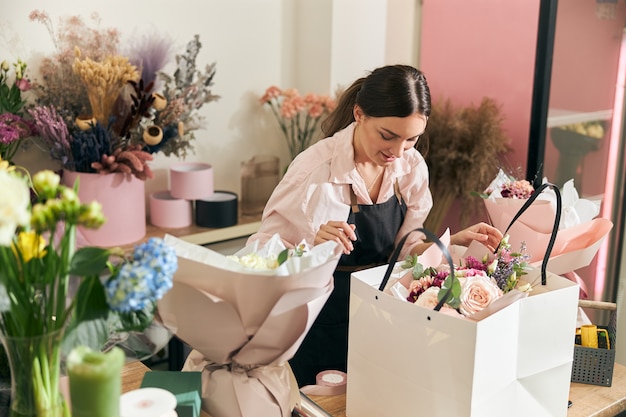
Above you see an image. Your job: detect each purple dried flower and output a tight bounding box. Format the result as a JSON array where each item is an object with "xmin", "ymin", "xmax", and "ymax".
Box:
[
  {"xmin": 0, "ymin": 114, "xmax": 33, "ymax": 145},
  {"xmin": 126, "ymin": 32, "xmax": 174, "ymax": 90},
  {"xmin": 28, "ymin": 105, "xmax": 71, "ymax": 158}
]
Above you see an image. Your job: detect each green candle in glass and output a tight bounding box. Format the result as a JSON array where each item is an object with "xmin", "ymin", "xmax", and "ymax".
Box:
[{"xmin": 67, "ymin": 345, "xmax": 126, "ymax": 417}]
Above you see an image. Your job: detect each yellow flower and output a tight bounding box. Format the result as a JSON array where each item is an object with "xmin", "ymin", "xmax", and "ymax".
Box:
[
  {"xmin": 0, "ymin": 155, "xmax": 15, "ymax": 172},
  {"xmin": 12, "ymin": 231, "xmax": 47, "ymax": 262},
  {"xmin": 32, "ymin": 169, "xmax": 60, "ymax": 198}
]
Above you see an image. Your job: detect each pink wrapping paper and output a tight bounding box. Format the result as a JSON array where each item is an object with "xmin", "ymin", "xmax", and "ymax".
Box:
[
  {"xmin": 484, "ymin": 198, "xmax": 613, "ymax": 276},
  {"xmin": 157, "ymin": 235, "xmax": 342, "ymax": 417},
  {"xmin": 484, "ymin": 198, "xmax": 555, "ymax": 234}
]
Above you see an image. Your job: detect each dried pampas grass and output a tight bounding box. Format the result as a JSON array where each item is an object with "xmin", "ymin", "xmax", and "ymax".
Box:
[{"xmin": 418, "ymin": 97, "xmax": 510, "ymax": 231}]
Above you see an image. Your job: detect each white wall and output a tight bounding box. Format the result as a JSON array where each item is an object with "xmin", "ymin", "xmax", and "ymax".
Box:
[{"xmin": 1, "ymin": 0, "xmax": 421, "ymax": 204}]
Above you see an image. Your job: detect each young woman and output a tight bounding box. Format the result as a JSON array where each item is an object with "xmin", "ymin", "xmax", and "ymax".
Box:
[{"xmin": 248, "ymin": 64, "xmax": 502, "ymax": 386}]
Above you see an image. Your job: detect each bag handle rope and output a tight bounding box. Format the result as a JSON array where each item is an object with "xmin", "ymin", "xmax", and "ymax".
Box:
[{"xmin": 499, "ymin": 182, "xmax": 562, "ymax": 285}]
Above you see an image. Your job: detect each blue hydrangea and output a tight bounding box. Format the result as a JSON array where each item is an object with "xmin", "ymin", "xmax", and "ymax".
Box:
[{"xmin": 105, "ymin": 238, "xmax": 177, "ymax": 313}]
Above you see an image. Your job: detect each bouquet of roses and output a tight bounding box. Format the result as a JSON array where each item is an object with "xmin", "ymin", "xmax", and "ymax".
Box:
[
  {"xmin": 390, "ymin": 232, "xmax": 532, "ymax": 320},
  {"xmin": 478, "ymin": 169, "xmax": 612, "ymax": 278},
  {"xmin": 156, "ymin": 233, "xmax": 342, "ymax": 417}
]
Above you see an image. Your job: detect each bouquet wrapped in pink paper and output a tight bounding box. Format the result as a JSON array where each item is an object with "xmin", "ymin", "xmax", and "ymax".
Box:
[
  {"xmin": 157, "ymin": 234, "xmax": 342, "ymax": 417},
  {"xmin": 481, "ymin": 170, "xmax": 612, "ymax": 276}
]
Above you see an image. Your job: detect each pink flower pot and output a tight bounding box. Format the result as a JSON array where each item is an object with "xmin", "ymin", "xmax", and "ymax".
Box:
[{"xmin": 62, "ymin": 170, "xmax": 146, "ymax": 247}]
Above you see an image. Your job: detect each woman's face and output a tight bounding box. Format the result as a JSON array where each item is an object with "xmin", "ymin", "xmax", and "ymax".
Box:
[{"xmin": 353, "ymin": 105, "xmax": 428, "ymax": 165}]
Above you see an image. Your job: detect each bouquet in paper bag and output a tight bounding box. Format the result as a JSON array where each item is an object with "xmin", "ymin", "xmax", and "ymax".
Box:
[
  {"xmin": 478, "ymin": 169, "xmax": 612, "ymax": 276},
  {"xmin": 156, "ymin": 234, "xmax": 342, "ymax": 417},
  {"xmin": 390, "ymin": 231, "xmax": 532, "ymax": 320}
]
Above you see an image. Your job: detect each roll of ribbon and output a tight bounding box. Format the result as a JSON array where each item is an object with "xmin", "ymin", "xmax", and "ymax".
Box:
[
  {"xmin": 149, "ymin": 191, "xmax": 193, "ymax": 229},
  {"xmin": 196, "ymin": 191, "xmax": 238, "ymax": 228},
  {"xmin": 120, "ymin": 387, "xmax": 177, "ymax": 417},
  {"xmin": 169, "ymin": 162, "xmax": 214, "ymax": 200},
  {"xmin": 300, "ymin": 370, "xmax": 347, "ymax": 396}
]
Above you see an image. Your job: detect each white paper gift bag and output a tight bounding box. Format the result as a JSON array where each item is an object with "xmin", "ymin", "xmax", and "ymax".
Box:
[
  {"xmin": 347, "ymin": 266, "xmax": 578, "ymax": 417},
  {"xmin": 346, "ymin": 184, "xmax": 580, "ymax": 417}
]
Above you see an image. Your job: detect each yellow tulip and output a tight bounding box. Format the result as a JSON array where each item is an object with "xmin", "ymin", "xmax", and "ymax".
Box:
[{"xmin": 12, "ymin": 231, "xmax": 47, "ymax": 262}]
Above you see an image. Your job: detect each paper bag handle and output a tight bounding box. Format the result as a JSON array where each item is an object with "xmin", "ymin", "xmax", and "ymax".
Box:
[
  {"xmin": 378, "ymin": 228, "xmax": 455, "ymax": 312},
  {"xmin": 500, "ymin": 182, "xmax": 562, "ymax": 286}
]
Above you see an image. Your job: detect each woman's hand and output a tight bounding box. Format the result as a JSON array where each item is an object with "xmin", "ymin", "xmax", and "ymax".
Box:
[
  {"xmin": 315, "ymin": 221, "xmax": 357, "ymax": 255},
  {"xmin": 451, "ymin": 222, "xmax": 502, "ymax": 252}
]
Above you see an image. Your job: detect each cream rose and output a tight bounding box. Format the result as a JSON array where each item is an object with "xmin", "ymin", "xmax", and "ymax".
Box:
[
  {"xmin": 227, "ymin": 253, "xmax": 278, "ymax": 270},
  {"xmin": 0, "ymin": 171, "xmax": 31, "ymax": 246},
  {"xmin": 414, "ymin": 286, "xmax": 441, "ymax": 309},
  {"xmin": 459, "ymin": 274, "xmax": 503, "ymax": 316}
]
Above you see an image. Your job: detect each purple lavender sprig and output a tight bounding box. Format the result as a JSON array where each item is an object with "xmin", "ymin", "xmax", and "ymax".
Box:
[{"xmin": 28, "ymin": 105, "xmax": 72, "ymax": 165}]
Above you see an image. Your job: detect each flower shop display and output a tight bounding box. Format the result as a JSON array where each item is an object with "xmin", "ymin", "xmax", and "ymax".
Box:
[
  {"xmin": 479, "ymin": 169, "xmax": 612, "ymax": 278},
  {"xmin": 0, "ymin": 59, "xmax": 35, "ymax": 164},
  {"xmin": 28, "ymin": 11, "xmax": 220, "ymax": 173},
  {"xmin": 259, "ymin": 86, "xmax": 335, "ymax": 167},
  {"xmin": 157, "ymin": 233, "xmax": 342, "ymax": 417},
  {"xmin": 550, "ymin": 120, "xmax": 606, "ymax": 187},
  {"xmin": 23, "ymin": 10, "xmax": 219, "ymax": 246},
  {"xmin": 0, "ymin": 164, "xmax": 177, "ymax": 417},
  {"xmin": 346, "ymin": 222, "xmax": 580, "ymax": 417}
]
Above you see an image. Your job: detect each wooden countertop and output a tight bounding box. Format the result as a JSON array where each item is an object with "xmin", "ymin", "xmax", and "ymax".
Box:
[
  {"xmin": 123, "ymin": 360, "xmax": 626, "ymax": 417},
  {"xmin": 116, "ymin": 213, "xmax": 262, "ymax": 252},
  {"xmin": 569, "ymin": 361, "xmax": 626, "ymax": 417}
]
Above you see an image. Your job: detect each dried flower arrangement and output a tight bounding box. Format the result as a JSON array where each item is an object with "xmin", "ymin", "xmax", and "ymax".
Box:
[
  {"xmin": 25, "ymin": 10, "xmax": 219, "ymax": 180},
  {"xmin": 418, "ymin": 97, "xmax": 510, "ymax": 232}
]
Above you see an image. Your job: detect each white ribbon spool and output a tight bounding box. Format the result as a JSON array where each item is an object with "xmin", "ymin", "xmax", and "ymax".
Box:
[{"xmin": 120, "ymin": 387, "xmax": 177, "ymax": 417}]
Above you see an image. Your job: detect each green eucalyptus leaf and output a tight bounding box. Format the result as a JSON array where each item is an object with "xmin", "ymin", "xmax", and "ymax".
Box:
[
  {"xmin": 438, "ymin": 273, "xmax": 462, "ymax": 309},
  {"xmin": 411, "ymin": 263, "xmax": 425, "ymax": 279},
  {"xmin": 277, "ymin": 248, "xmax": 289, "ymax": 266},
  {"xmin": 400, "ymin": 254, "xmax": 418, "ymax": 269}
]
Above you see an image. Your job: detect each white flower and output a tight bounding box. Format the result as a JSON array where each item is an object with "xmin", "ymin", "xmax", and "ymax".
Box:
[
  {"xmin": 459, "ymin": 274, "xmax": 503, "ymax": 316},
  {"xmin": 414, "ymin": 286, "xmax": 441, "ymax": 309},
  {"xmin": 228, "ymin": 253, "xmax": 279, "ymax": 270},
  {"xmin": 0, "ymin": 171, "xmax": 31, "ymax": 246}
]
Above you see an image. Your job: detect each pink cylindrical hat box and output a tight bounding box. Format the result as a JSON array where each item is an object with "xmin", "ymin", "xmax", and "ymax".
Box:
[
  {"xmin": 62, "ymin": 170, "xmax": 146, "ymax": 247},
  {"xmin": 149, "ymin": 191, "xmax": 193, "ymax": 228},
  {"xmin": 169, "ymin": 162, "xmax": 214, "ymax": 200}
]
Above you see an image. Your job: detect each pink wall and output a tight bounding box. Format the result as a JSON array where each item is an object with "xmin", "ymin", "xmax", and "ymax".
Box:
[{"xmin": 420, "ymin": 0, "xmax": 541, "ymax": 233}]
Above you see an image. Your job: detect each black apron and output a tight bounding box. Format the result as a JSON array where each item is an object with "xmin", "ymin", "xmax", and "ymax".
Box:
[{"xmin": 289, "ymin": 182, "xmax": 407, "ymax": 386}]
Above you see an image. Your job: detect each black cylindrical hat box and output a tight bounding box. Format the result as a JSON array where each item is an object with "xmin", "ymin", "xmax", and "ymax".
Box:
[{"xmin": 195, "ymin": 191, "xmax": 238, "ymax": 228}]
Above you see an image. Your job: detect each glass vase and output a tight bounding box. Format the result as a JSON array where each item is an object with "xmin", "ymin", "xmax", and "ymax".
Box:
[{"xmin": 1, "ymin": 328, "xmax": 68, "ymax": 417}]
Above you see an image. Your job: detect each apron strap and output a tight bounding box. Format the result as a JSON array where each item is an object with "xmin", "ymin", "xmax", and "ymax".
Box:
[
  {"xmin": 350, "ymin": 186, "xmax": 360, "ymax": 213},
  {"xmin": 350, "ymin": 179, "xmax": 402, "ymax": 213},
  {"xmin": 394, "ymin": 179, "xmax": 402, "ymax": 205}
]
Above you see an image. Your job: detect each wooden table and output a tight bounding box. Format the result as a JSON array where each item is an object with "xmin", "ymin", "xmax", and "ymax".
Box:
[
  {"xmin": 120, "ymin": 213, "xmax": 262, "ymax": 250},
  {"xmin": 122, "ymin": 360, "xmax": 626, "ymax": 416}
]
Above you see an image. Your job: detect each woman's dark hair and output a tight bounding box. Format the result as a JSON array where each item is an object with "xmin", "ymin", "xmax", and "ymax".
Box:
[{"xmin": 321, "ymin": 65, "xmax": 431, "ymax": 137}]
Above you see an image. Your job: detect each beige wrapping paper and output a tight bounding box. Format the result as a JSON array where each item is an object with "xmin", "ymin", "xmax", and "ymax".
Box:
[{"xmin": 157, "ymin": 234, "xmax": 342, "ymax": 417}]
